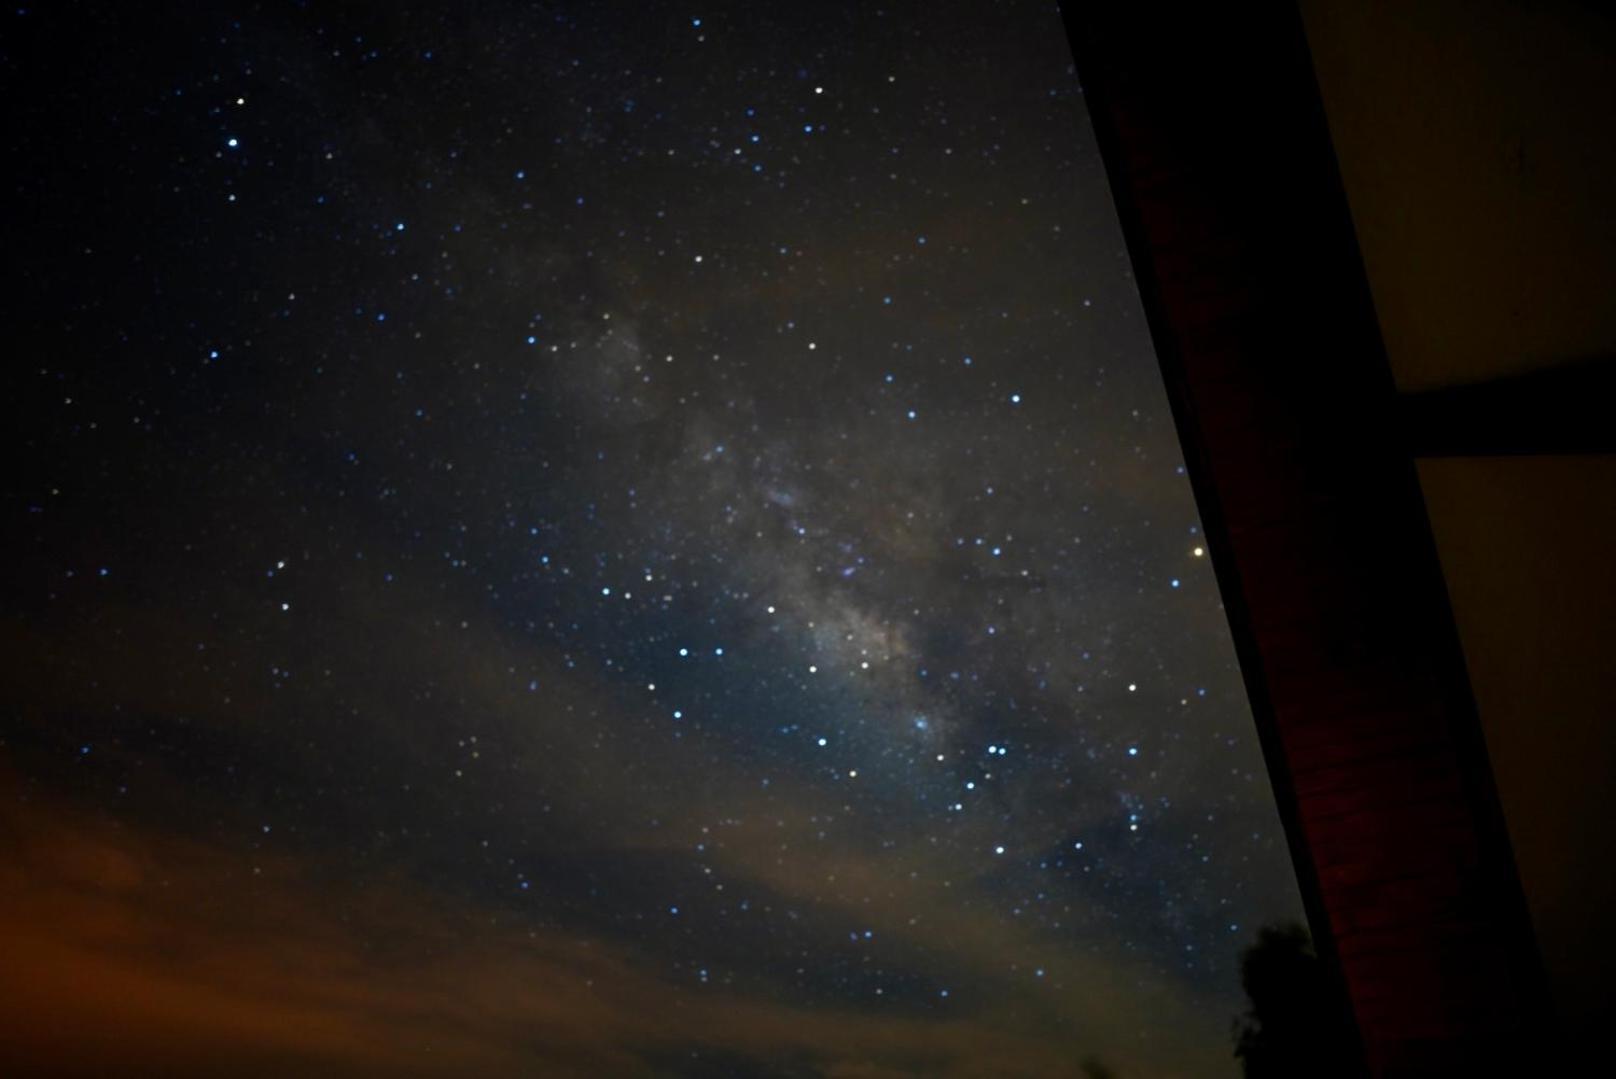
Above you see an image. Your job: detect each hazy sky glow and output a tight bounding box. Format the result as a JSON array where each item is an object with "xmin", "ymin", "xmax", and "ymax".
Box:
[{"xmin": 3, "ymin": 3, "xmax": 1304, "ymax": 1075}]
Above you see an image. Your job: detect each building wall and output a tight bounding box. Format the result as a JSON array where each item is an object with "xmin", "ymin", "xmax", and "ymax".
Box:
[
  {"xmin": 1300, "ymin": 0, "xmax": 1616, "ymax": 1052},
  {"xmin": 1300, "ymin": 0, "xmax": 1616, "ymax": 392}
]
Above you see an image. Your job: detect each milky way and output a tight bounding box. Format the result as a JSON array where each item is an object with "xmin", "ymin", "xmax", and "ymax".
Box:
[{"xmin": 4, "ymin": 2, "xmax": 1304, "ymax": 1075}]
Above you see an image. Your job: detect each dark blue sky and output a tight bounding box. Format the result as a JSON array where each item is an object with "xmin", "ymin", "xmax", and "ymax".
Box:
[{"xmin": 2, "ymin": 3, "xmax": 1302, "ymax": 1074}]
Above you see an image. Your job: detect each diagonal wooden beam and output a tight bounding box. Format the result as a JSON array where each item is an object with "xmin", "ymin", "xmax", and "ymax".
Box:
[{"xmin": 1060, "ymin": 4, "xmax": 1555, "ymax": 1073}]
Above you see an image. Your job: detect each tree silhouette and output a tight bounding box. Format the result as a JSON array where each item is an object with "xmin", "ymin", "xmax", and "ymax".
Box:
[
  {"xmin": 1078, "ymin": 1056, "xmax": 1115, "ymax": 1079},
  {"xmin": 1233, "ymin": 922, "xmax": 1359, "ymax": 1078}
]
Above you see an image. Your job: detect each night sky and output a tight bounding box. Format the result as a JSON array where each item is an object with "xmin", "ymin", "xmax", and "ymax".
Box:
[{"xmin": 2, "ymin": 3, "xmax": 1304, "ymax": 1075}]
